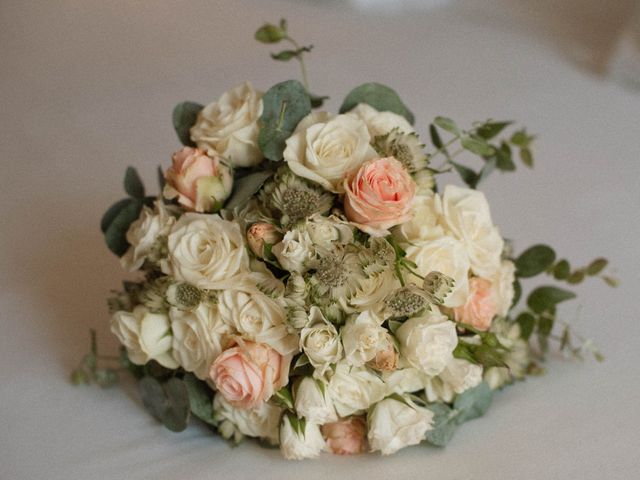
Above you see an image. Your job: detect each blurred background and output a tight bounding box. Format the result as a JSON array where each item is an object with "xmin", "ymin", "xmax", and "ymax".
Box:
[{"xmin": 1, "ymin": 1, "xmax": 639, "ymax": 479}]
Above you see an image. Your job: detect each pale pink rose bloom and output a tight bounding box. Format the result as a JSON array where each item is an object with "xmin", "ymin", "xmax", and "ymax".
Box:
[
  {"xmin": 209, "ymin": 340, "xmax": 290, "ymax": 409},
  {"xmin": 246, "ymin": 222, "xmax": 283, "ymax": 258},
  {"xmin": 321, "ymin": 416, "xmax": 367, "ymax": 455},
  {"xmin": 454, "ymin": 277, "xmax": 497, "ymax": 331},
  {"xmin": 164, "ymin": 147, "xmax": 232, "ymax": 213},
  {"xmin": 343, "ymin": 157, "xmax": 416, "ymax": 237}
]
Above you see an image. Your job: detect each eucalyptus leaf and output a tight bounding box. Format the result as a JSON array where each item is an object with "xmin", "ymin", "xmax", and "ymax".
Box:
[
  {"xmin": 515, "ymin": 244, "xmax": 556, "ymax": 278},
  {"xmin": 425, "ymin": 403, "xmax": 459, "ymax": 447},
  {"xmin": 429, "ymin": 124, "xmax": 444, "ymax": 149},
  {"xmin": 172, "ymin": 101, "xmax": 203, "ymax": 147},
  {"xmin": 139, "ymin": 376, "xmax": 167, "ymax": 423},
  {"xmin": 461, "ymin": 136, "xmax": 495, "ymax": 156},
  {"xmin": 258, "ymin": 80, "xmax": 311, "ymax": 161},
  {"xmin": 104, "ymin": 200, "xmax": 143, "ymax": 256},
  {"xmin": 433, "ymin": 116, "xmax": 460, "ymax": 135},
  {"xmin": 309, "ymin": 92, "xmax": 329, "ymax": 108},
  {"xmin": 476, "ymin": 121, "xmax": 512, "ymax": 140},
  {"xmin": 162, "ymin": 377, "xmax": 191, "ymax": 432},
  {"xmin": 511, "ymin": 279, "xmax": 522, "ymax": 309},
  {"xmin": 567, "ymin": 270, "xmax": 585, "ymax": 284},
  {"xmin": 527, "ymin": 286, "xmax": 576, "ymax": 314},
  {"xmin": 100, "ymin": 198, "xmax": 134, "ymax": 233},
  {"xmin": 225, "ymin": 170, "xmax": 274, "ymax": 210},
  {"xmin": 520, "ymin": 147, "xmax": 533, "ymax": 168},
  {"xmin": 495, "ymin": 142, "xmax": 516, "ymax": 171},
  {"xmin": 157, "ymin": 165, "xmax": 166, "ymax": 191},
  {"xmin": 587, "ymin": 258, "xmax": 608, "ymax": 275},
  {"xmin": 553, "ymin": 259, "xmax": 571, "ymax": 280},
  {"xmin": 124, "ymin": 166, "xmax": 145, "ymax": 199},
  {"xmin": 516, "ymin": 312, "xmax": 536, "ymax": 340},
  {"xmin": 450, "ymin": 161, "xmax": 478, "ymax": 189},
  {"xmin": 453, "ymin": 382, "xmax": 492, "ymax": 423},
  {"xmin": 183, "ymin": 373, "xmax": 217, "ymax": 426},
  {"xmin": 255, "ymin": 22, "xmax": 287, "ymax": 43},
  {"xmin": 340, "ymin": 83, "xmax": 414, "ymax": 124}
]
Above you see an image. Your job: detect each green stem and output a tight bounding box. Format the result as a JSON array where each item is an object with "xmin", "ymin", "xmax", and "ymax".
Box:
[{"xmin": 285, "ymin": 36, "xmax": 310, "ymax": 91}]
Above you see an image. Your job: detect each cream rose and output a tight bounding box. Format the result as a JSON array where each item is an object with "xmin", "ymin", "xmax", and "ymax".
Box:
[
  {"xmin": 283, "ymin": 112, "xmax": 376, "ymax": 193},
  {"xmin": 163, "ymin": 147, "xmax": 232, "ymax": 212},
  {"xmin": 367, "ymin": 397, "xmax": 434, "ymax": 455},
  {"xmin": 209, "ymin": 340, "xmax": 290, "ymax": 409},
  {"xmin": 111, "ymin": 306, "xmax": 177, "ymax": 369},
  {"xmin": 424, "ymin": 358, "xmax": 483, "ymax": 403},
  {"xmin": 344, "ymin": 157, "xmax": 417, "ymax": 237},
  {"xmin": 490, "ymin": 260, "xmax": 516, "ymax": 317},
  {"xmin": 303, "ymin": 214, "xmax": 354, "ymax": 252},
  {"xmin": 394, "ymin": 193, "xmax": 444, "ymax": 243},
  {"xmin": 294, "ymin": 377, "xmax": 337, "ymax": 424},
  {"xmin": 439, "ymin": 185, "xmax": 504, "ymax": 278},
  {"xmin": 404, "ymin": 235, "xmax": 470, "ymax": 308},
  {"xmin": 214, "ymin": 392, "xmax": 282, "ymax": 445},
  {"xmin": 321, "ymin": 416, "xmax": 367, "ymax": 455},
  {"xmin": 169, "ymin": 303, "xmax": 233, "ymax": 379},
  {"xmin": 396, "ymin": 311, "xmax": 458, "ymax": 376},
  {"xmin": 381, "ymin": 367, "xmax": 427, "ymax": 396},
  {"xmin": 190, "ymin": 82, "xmax": 264, "ymax": 167},
  {"xmin": 327, "ymin": 362, "xmax": 386, "ymax": 417},
  {"xmin": 121, "ymin": 201, "xmax": 175, "ymax": 272},
  {"xmin": 162, "ymin": 213, "xmax": 250, "ymax": 290},
  {"xmin": 454, "ymin": 277, "xmax": 497, "ymax": 331},
  {"xmin": 272, "ymin": 228, "xmax": 314, "ymax": 273},
  {"xmin": 218, "ymin": 287, "xmax": 298, "ymax": 355},
  {"xmin": 279, "ymin": 415, "xmax": 326, "ymax": 460},
  {"xmin": 299, "ymin": 307, "xmax": 343, "ymax": 376},
  {"xmin": 344, "ymin": 269, "xmax": 399, "ymax": 315},
  {"xmin": 341, "ymin": 311, "xmax": 388, "ymax": 367},
  {"xmin": 346, "ymin": 103, "xmax": 414, "ymax": 138}
]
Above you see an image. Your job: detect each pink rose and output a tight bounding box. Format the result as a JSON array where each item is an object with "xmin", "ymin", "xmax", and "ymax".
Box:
[
  {"xmin": 164, "ymin": 147, "xmax": 232, "ymax": 213},
  {"xmin": 454, "ymin": 277, "xmax": 497, "ymax": 331},
  {"xmin": 209, "ymin": 340, "xmax": 290, "ymax": 409},
  {"xmin": 246, "ymin": 222, "xmax": 283, "ymax": 258},
  {"xmin": 321, "ymin": 416, "xmax": 367, "ymax": 455},
  {"xmin": 343, "ymin": 157, "xmax": 416, "ymax": 236}
]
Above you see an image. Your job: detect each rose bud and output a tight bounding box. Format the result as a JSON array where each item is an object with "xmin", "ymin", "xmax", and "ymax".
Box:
[
  {"xmin": 321, "ymin": 416, "xmax": 367, "ymax": 455},
  {"xmin": 163, "ymin": 147, "xmax": 232, "ymax": 213},
  {"xmin": 246, "ymin": 222, "xmax": 283, "ymax": 258}
]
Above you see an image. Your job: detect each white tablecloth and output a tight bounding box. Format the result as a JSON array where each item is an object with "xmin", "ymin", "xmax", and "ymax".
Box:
[{"xmin": 1, "ymin": 1, "xmax": 639, "ymax": 479}]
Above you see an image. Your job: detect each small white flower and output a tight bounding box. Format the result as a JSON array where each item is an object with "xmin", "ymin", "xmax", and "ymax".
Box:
[
  {"xmin": 272, "ymin": 228, "xmax": 314, "ymax": 274},
  {"xmin": 394, "ymin": 193, "xmax": 444, "ymax": 244},
  {"xmin": 294, "ymin": 377, "xmax": 337, "ymax": 424},
  {"xmin": 214, "ymin": 392, "xmax": 282, "ymax": 445},
  {"xmin": 341, "ymin": 311, "xmax": 388, "ymax": 367},
  {"xmin": 381, "ymin": 368, "xmax": 427, "ymax": 396},
  {"xmin": 303, "ymin": 213, "xmax": 354, "ymax": 252},
  {"xmin": 279, "ymin": 415, "xmax": 326, "ymax": 460},
  {"xmin": 346, "ymin": 103, "xmax": 414, "ymax": 138},
  {"xmin": 424, "ymin": 358, "xmax": 483, "ymax": 403},
  {"xmin": 299, "ymin": 307, "xmax": 342, "ymax": 376},
  {"xmin": 367, "ymin": 396, "xmax": 434, "ymax": 455},
  {"xmin": 111, "ymin": 305, "xmax": 177, "ymax": 369},
  {"xmin": 327, "ymin": 362, "xmax": 386, "ymax": 417},
  {"xmin": 490, "ymin": 260, "xmax": 516, "ymax": 317},
  {"xmin": 396, "ymin": 311, "xmax": 458, "ymax": 376}
]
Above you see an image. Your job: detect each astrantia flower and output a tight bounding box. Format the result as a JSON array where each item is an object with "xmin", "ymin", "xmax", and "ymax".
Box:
[
  {"xmin": 359, "ymin": 237, "xmax": 396, "ymax": 276},
  {"xmin": 165, "ymin": 282, "xmax": 203, "ymax": 311},
  {"xmin": 384, "ymin": 284, "xmax": 431, "ymax": 318},
  {"xmin": 371, "ymin": 127, "xmax": 429, "ymax": 174},
  {"xmin": 138, "ymin": 276, "xmax": 172, "ymax": 313}
]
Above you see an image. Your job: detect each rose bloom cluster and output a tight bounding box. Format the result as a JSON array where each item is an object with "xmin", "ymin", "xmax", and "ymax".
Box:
[{"xmin": 111, "ymin": 82, "xmax": 528, "ymax": 459}]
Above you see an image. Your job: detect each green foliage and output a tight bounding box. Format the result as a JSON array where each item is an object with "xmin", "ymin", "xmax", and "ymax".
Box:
[
  {"xmin": 587, "ymin": 258, "xmax": 608, "ymax": 275},
  {"xmin": 527, "ymin": 286, "xmax": 576, "ymax": 314},
  {"xmin": 433, "ymin": 116, "xmax": 460, "ymax": 135},
  {"xmin": 258, "ymin": 80, "xmax": 311, "ymax": 161},
  {"xmin": 255, "ymin": 19, "xmax": 288, "ymax": 43},
  {"xmin": 340, "ymin": 83, "xmax": 415, "ymax": 124},
  {"xmin": 460, "ymin": 135, "xmax": 495, "ymax": 156},
  {"xmin": 271, "ymin": 46, "xmax": 313, "ymax": 61},
  {"xmin": 172, "ymin": 101, "xmax": 203, "ymax": 147},
  {"xmin": 453, "ymin": 382, "xmax": 493, "ymax": 423},
  {"xmin": 424, "ymin": 403, "xmax": 459, "ymax": 447},
  {"xmin": 183, "ymin": 373, "xmax": 217, "ymax": 427},
  {"xmin": 476, "ymin": 121, "xmax": 512, "ymax": 140},
  {"xmin": 553, "ymin": 259, "xmax": 571, "ymax": 279},
  {"xmin": 272, "ymin": 386, "xmax": 294, "ymax": 411},
  {"xmin": 124, "ymin": 166, "xmax": 145, "ymax": 199},
  {"xmin": 515, "ymin": 244, "xmax": 556, "ymax": 278},
  {"xmin": 454, "ymin": 327, "xmax": 509, "ymax": 369},
  {"xmin": 104, "ymin": 200, "xmax": 143, "ymax": 256},
  {"xmin": 225, "ymin": 170, "xmax": 275, "ymax": 209},
  {"xmin": 516, "ymin": 312, "xmax": 536, "ymax": 340},
  {"xmin": 139, "ymin": 376, "xmax": 190, "ymax": 432}
]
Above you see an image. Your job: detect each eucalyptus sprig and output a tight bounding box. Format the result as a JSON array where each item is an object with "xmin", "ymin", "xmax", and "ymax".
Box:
[{"xmin": 70, "ymin": 330, "xmax": 122, "ymax": 387}]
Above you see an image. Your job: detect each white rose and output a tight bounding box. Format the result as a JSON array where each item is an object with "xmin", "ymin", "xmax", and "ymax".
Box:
[
  {"xmin": 162, "ymin": 213, "xmax": 250, "ymax": 290},
  {"xmin": 218, "ymin": 287, "xmax": 298, "ymax": 355},
  {"xmin": 368, "ymin": 397, "xmax": 434, "ymax": 455},
  {"xmin": 169, "ymin": 303, "xmax": 232, "ymax": 379},
  {"xmin": 425, "ymin": 358, "xmax": 483, "ymax": 403},
  {"xmin": 490, "ymin": 260, "xmax": 516, "ymax": 317},
  {"xmin": 294, "ymin": 377, "xmax": 337, "ymax": 424},
  {"xmin": 341, "ymin": 311, "xmax": 388, "ymax": 367},
  {"xmin": 121, "ymin": 200, "xmax": 175, "ymax": 271},
  {"xmin": 439, "ymin": 185, "xmax": 504, "ymax": 278},
  {"xmin": 283, "ymin": 112, "xmax": 376, "ymax": 193},
  {"xmin": 304, "ymin": 213, "xmax": 354, "ymax": 252},
  {"xmin": 404, "ymin": 235, "xmax": 470, "ymax": 307},
  {"xmin": 345, "ymin": 103, "xmax": 414, "ymax": 138},
  {"xmin": 328, "ymin": 362, "xmax": 386, "ymax": 417},
  {"xmin": 344, "ymin": 269, "xmax": 399, "ymax": 314},
  {"xmin": 300, "ymin": 307, "xmax": 342, "ymax": 376},
  {"xmin": 279, "ymin": 415, "xmax": 326, "ymax": 460},
  {"xmin": 396, "ymin": 312, "xmax": 458, "ymax": 376},
  {"xmin": 272, "ymin": 228, "xmax": 314, "ymax": 273},
  {"xmin": 214, "ymin": 392, "xmax": 282, "ymax": 445},
  {"xmin": 111, "ymin": 306, "xmax": 177, "ymax": 369},
  {"xmin": 394, "ymin": 194, "xmax": 444, "ymax": 243},
  {"xmin": 190, "ymin": 82, "xmax": 264, "ymax": 167},
  {"xmin": 381, "ymin": 367, "xmax": 427, "ymax": 396}
]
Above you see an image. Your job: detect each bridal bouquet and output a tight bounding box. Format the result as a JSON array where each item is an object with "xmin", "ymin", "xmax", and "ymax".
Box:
[{"xmin": 73, "ymin": 20, "xmax": 615, "ymax": 459}]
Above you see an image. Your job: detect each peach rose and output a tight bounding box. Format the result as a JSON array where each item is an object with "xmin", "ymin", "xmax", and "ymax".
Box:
[
  {"xmin": 367, "ymin": 334, "xmax": 398, "ymax": 372},
  {"xmin": 454, "ymin": 277, "xmax": 497, "ymax": 331},
  {"xmin": 343, "ymin": 157, "xmax": 416, "ymax": 237},
  {"xmin": 321, "ymin": 416, "xmax": 367, "ymax": 455},
  {"xmin": 164, "ymin": 147, "xmax": 232, "ymax": 213},
  {"xmin": 246, "ymin": 222, "xmax": 283, "ymax": 258},
  {"xmin": 209, "ymin": 340, "xmax": 290, "ymax": 409}
]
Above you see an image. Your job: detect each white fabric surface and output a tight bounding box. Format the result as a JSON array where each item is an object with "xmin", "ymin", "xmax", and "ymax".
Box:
[{"xmin": 1, "ymin": 1, "xmax": 639, "ymax": 479}]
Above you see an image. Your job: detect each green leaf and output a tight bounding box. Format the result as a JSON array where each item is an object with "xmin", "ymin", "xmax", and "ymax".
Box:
[
  {"xmin": 475, "ymin": 157, "xmax": 496, "ymax": 186},
  {"xmin": 527, "ymin": 286, "xmax": 576, "ymax": 314},
  {"xmin": 453, "ymin": 382, "xmax": 492, "ymax": 424},
  {"xmin": 516, "ymin": 312, "xmax": 536, "ymax": 340},
  {"xmin": 567, "ymin": 270, "xmax": 585, "ymax": 284},
  {"xmin": 100, "ymin": 198, "xmax": 134, "ymax": 233},
  {"xmin": 537, "ymin": 315, "xmax": 554, "ymax": 336},
  {"xmin": 515, "ymin": 244, "xmax": 556, "ymax": 278},
  {"xmin": 494, "ymin": 142, "xmax": 516, "ymax": 171},
  {"xmin": 429, "ymin": 124, "xmax": 444, "ymax": 149},
  {"xmin": 70, "ymin": 369, "xmax": 89, "ymax": 385},
  {"xmin": 510, "ymin": 129, "xmax": 533, "ymax": 147},
  {"xmin": 461, "ymin": 135, "xmax": 495, "ymax": 156},
  {"xmin": 94, "ymin": 369, "xmax": 118, "ymax": 388},
  {"xmin": 255, "ymin": 22, "xmax": 287, "ymax": 43},
  {"xmin": 553, "ymin": 259, "xmax": 571, "ymax": 280},
  {"xmin": 453, "ymin": 342, "xmax": 478, "ymax": 365},
  {"xmin": 476, "ymin": 121, "xmax": 512, "ymax": 140},
  {"xmin": 511, "ymin": 279, "xmax": 522, "ymax": 309},
  {"xmin": 258, "ymin": 80, "xmax": 311, "ymax": 161},
  {"xmin": 433, "ymin": 116, "xmax": 460, "ymax": 135},
  {"xmin": 104, "ymin": 199, "xmax": 143, "ymax": 256},
  {"xmin": 172, "ymin": 101, "xmax": 203, "ymax": 147},
  {"xmin": 520, "ymin": 148, "xmax": 533, "ymax": 168},
  {"xmin": 271, "ymin": 46, "xmax": 312, "ymax": 61},
  {"xmin": 272, "ymin": 387, "xmax": 294, "ymax": 410},
  {"xmin": 450, "ymin": 161, "xmax": 479, "ymax": 189},
  {"xmin": 225, "ymin": 170, "xmax": 274, "ymax": 210},
  {"xmin": 309, "ymin": 92, "xmax": 329, "ymax": 109},
  {"xmin": 424, "ymin": 403, "xmax": 459, "ymax": 447},
  {"xmin": 124, "ymin": 166, "xmax": 145, "ymax": 199},
  {"xmin": 586, "ymin": 258, "xmax": 608, "ymax": 276},
  {"xmin": 183, "ymin": 373, "xmax": 217, "ymax": 426},
  {"xmin": 340, "ymin": 83, "xmax": 415, "ymax": 124},
  {"xmin": 602, "ymin": 275, "xmax": 619, "ymax": 288},
  {"xmin": 139, "ymin": 376, "xmax": 190, "ymax": 433},
  {"xmin": 157, "ymin": 165, "xmax": 166, "ymax": 191}
]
